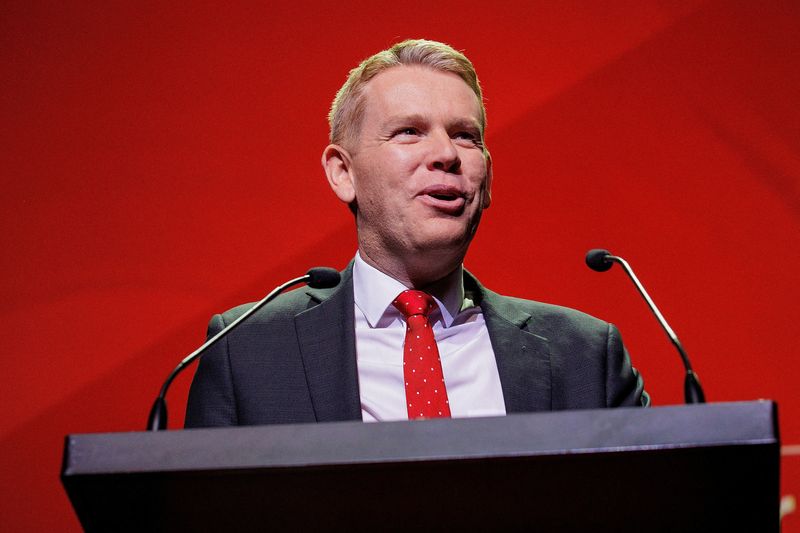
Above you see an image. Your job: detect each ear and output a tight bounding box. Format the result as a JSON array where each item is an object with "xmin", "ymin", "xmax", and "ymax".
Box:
[
  {"xmin": 322, "ymin": 144, "xmax": 356, "ymax": 204},
  {"xmin": 482, "ymin": 151, "xmax": 493, "ymax": 209}
]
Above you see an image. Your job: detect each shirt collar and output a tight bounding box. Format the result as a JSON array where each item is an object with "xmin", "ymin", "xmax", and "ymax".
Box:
[{"xmin": 352, "ymin": 252, "xmax": 466, "ymax": 328}]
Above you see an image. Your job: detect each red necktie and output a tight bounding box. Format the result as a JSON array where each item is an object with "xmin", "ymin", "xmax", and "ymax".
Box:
[{"xmin": 392, "ymin": 290, "xmax": 451, "ymax": 419}]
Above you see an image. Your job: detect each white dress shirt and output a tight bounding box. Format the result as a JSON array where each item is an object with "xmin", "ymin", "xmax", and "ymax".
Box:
[{"xmin": 353, "ymin": 253, "xmax": 506, "ymax": 422}]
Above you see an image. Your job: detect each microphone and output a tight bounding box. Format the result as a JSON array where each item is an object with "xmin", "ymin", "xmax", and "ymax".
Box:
[
  {"xmin": 585, "ymin": 249, "xmax": 705, "ymax": 404},
  {"xmin": 147, "ymin": 267, "xmax": 341, "ymax": 430},
  {"xmin": 585, "ymin": 248, "xmax": 614, "ymax": 272},
  {"xmin": 306, "ymin": 267, "xmax": 342, "ymax": 289}
]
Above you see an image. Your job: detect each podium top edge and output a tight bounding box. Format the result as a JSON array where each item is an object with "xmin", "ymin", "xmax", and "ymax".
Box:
[{"xmin": 62, "ymin": 400, "xmax": 778, "ymax": 477}]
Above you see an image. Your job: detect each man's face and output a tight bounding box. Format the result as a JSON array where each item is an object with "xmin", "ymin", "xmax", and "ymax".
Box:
[{"xmin": 335, "ymin": 65, "xmax": 492, "ymax": 274}]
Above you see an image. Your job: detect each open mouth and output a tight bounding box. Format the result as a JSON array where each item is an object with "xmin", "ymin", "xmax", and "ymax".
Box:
[
  {"xmin": 419, "ymin": 186, "xmax": 466, "ymax": 214},
  {"xmin": 427, "ymin": 192, "xmax": 460, "ymax": 202}
]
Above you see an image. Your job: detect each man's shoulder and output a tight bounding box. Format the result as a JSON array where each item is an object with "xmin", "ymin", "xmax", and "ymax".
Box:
[
  {"xmin": 215, "ymin": 265, "xmax": 354, "ymax": 327},
  {"xmin": 466, "ymin": 273, "xmax": 610, "ymax": 336},
  {"xmin": 485, "ymin": 290, "xmax": 607, "ymax": 328},
  {"xmin": 217, "ymin": 288, "xmax": 314, "ymax": 324},
  {"xmin": 492, "ymin": 289, "xmax": 601, "ymax": 316}
]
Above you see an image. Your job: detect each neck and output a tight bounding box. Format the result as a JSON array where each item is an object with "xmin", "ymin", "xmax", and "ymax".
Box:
[{"xmin": 357, "ymin": 245, "xmax": 463, "ymax": 288}]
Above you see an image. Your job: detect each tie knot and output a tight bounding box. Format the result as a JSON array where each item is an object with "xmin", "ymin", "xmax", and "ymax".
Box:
[{"xmin": 392, "ymin": 290, "xmax": 436, "ymax": 319}]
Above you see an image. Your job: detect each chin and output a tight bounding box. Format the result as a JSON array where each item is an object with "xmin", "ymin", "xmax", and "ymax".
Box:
[{"xmin": 413, "ymin": 230, "xmax": 472, "ymax": 256}]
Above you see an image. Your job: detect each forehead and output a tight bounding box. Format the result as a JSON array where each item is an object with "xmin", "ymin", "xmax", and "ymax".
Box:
[{"xmin": 359, "ymin": 66, "xmax": 482, "ymax": 127}]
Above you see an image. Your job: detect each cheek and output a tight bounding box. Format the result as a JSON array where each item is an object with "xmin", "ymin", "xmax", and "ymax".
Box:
[
  {"xmin": 463, "ymin": 155, "xmax": 489, "ymax": 187},
  {"xmin": 360, "ymin": 150, "xmax": 421, "ymax": 194},
  {"xmin": 355, "ymin": 148, "xmax": 404, "ymax": 179},
  {"xmin": 391, "ymin": 148, "xmax": 422, "ymax": 170}
]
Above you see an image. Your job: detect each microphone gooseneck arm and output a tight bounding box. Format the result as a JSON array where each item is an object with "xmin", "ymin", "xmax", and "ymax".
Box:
[
  {"xmin": 147, "ymin": 267, "xmax": 341, "ymax": 431},
  {"xmin": 585, "ymin": 249, "xmax": 705, "ymax": 404}
]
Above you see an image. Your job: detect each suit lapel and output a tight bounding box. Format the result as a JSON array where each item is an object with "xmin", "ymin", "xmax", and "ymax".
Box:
[
  {"xmin": 294, "ymin": 265, "xmax": 362, "ymax": 422},
  {"xmin": 469, "ymin": 274, "xmax": 552, "ymax": 413}
]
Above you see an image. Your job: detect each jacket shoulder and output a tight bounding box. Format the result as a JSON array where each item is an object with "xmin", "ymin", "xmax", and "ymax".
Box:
[
  {"xmin": 472, "ymin": 279, "xmax": 611, "ymax": 337},
  {"xmin": 217, "ymin": 287, "xmax": 318, "ymax": 327},
  {"xmin": 216, "ymin": 264, "xmax": 354, "ymax": 328}
]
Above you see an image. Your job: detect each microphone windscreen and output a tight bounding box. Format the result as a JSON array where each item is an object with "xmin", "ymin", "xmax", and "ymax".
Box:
[
  {"xmin": 306, "ymin": 267, "xmax": 341, "ymax": 288},
  {"xmin": 585, "ymin": 249, "xmax": 614, "ymax": 272}
]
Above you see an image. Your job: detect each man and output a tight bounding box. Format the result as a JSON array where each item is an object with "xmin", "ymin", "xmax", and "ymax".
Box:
[{"xmin": 185, "ymin": 39, "xmax": 648, "ymax": 428}]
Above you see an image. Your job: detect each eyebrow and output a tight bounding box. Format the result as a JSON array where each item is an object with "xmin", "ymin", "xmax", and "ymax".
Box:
[{"xmin": 384, "ymin": 114, "xmax": 481, "ymax": 131}]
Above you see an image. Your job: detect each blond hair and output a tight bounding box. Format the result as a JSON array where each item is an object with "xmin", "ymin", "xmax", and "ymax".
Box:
[{"xmin": 328, "ymin": 39, "xmax": 486, "ymax": 148}]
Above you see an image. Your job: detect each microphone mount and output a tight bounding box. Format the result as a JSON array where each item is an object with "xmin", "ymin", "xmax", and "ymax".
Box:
[{"xmin": 586, "ymin": 249, "xmax": 705, "ymax": 404}]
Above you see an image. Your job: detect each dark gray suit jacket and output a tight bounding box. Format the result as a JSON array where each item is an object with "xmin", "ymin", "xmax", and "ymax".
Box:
[{"xmin": 185, "ymin": 265, "xmax": 648, "ymax": 427}]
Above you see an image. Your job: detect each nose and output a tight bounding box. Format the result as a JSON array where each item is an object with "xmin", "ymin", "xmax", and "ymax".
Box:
[{"xmin": 427, "ymin": 130, "xmax": 461, "ymax": 173}]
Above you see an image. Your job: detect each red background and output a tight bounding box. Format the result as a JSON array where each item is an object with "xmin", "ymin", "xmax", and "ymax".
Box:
[{"xmin": 2, "ymin": 1, "xmax": 798, "ymax": 529}]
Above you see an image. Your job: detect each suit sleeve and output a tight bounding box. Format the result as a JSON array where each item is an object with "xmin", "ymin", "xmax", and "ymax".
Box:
[
  {"xmin": 184, "ymin": 314, "xmax": 240, "ymax": 427},
  {"xmin": 605, "ymin": 323, "xmax": 650, "ymax": 407}
]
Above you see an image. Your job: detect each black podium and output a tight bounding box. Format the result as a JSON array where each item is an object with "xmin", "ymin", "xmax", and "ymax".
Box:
[{"xmin": 62, "ymin": 401, "xmax": 779, "ymax": 531}]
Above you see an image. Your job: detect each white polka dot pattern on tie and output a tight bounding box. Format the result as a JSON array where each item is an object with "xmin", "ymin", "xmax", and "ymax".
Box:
[{"xmin": 392, "ymin": 290, "xmax": 451, "ymax": 419}]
